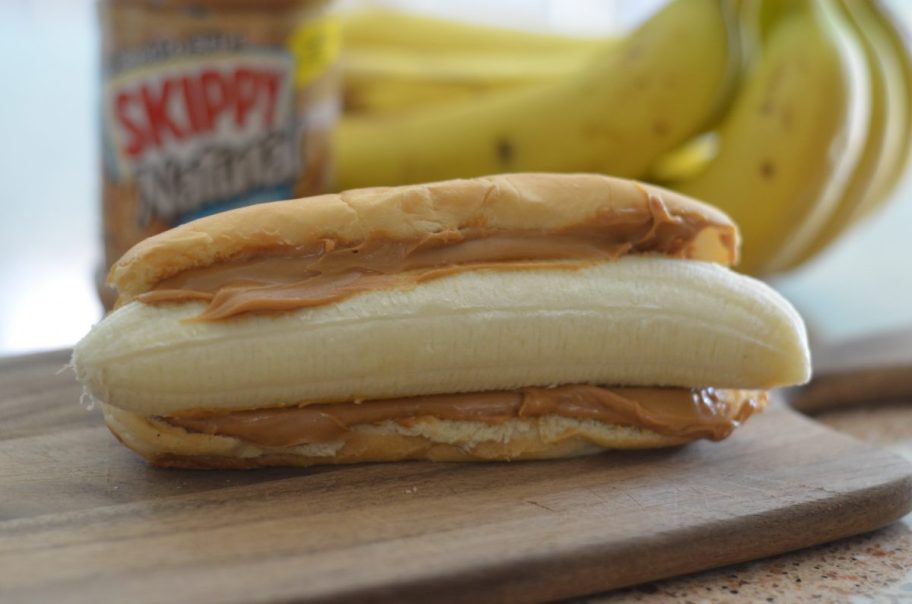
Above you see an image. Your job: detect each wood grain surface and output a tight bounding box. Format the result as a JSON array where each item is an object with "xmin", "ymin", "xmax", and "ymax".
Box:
[
  {"xmin": 1, "ymin": 351, "xmax": 911, "ymax": 603},
  {"xmin": 789, "ymin": 326, "xmax": 912, "ymax": 413}
]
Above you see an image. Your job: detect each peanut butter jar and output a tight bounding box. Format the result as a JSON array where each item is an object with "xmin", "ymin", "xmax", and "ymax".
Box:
[{"xmin": 97, "ymin": 0, "xmax": 339, "ymax": 306}]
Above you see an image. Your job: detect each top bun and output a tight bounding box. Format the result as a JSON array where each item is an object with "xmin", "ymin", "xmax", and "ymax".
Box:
[{"xmin": 109, "ymin": 173, "xmax": 739, "ymax": 301}]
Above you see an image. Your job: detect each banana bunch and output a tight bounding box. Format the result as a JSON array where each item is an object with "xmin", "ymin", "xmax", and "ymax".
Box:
[
  {"xmin": 670, "ymin": 0, "xmax": 909, "ymax": 273},
  {"xmin": 334, "ymin": 0, "xmax": 912, "ymax": 274},
  {"xmin": 335, "ymin": 0, "xmax": 742, "ymax": 189}
]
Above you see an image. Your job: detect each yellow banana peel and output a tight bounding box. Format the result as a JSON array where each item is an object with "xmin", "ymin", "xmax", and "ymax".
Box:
[
  {"xmin": 341, "ymin": 9, "xmax": 601, "ymax": 54},
  {"xmin": 342, "ymin": 46, "xmax": 595, "ymax": 115},
  {"xmin": 670, "ymin": 0, "xmax": 871, "ymax": 274},
  {"xmin": 333, "ymin": 0, "xmax": 742, "ymax": 191},
  {"xmin": 782, "ymin": 0, "xmax": 910, "ymax": 269}
]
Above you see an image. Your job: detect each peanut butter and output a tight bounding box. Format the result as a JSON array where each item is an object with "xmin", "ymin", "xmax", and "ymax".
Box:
[
  {"xmin": 139, "ymin": 195, "xmax": 725, "ymax": 320},
  {"xmin": 164, "ymin": 385, "xmax": 766, "ymax": 446}
]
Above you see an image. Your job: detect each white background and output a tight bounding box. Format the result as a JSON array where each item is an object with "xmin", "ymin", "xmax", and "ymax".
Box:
[{"xmin": 0, "ymin": 0, "xmax": 910, "ymax": 356}]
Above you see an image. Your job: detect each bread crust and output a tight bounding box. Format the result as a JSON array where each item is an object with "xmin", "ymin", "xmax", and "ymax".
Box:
[
  {"xmin": 108, "ymin": 173, "xmax": 739, "ymax": 301},
  {"xmin": 101, "ymin": 403, "xmax": 689, "ymax": 469}
]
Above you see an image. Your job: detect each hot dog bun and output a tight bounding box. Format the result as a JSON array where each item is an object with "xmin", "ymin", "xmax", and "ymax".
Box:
[
  {"xmin": 73, "ymin": 173, "xmax": 809, "ymax": 469},
  {"xmin": 102, "ymin": 401, "xmax": 738, "ymax": 469},
  {"xmin": 109, "ymin": 173, "xmax": 738, "ymax": 302}
]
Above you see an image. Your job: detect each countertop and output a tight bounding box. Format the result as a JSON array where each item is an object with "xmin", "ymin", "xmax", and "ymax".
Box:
[{"xmin": 589, "ymin": 402, "xmax": 912, "ymax": 603}]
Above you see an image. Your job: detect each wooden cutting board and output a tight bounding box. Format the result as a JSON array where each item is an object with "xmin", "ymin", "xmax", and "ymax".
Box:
[{"xmin": 1, "ymin": 351, "xmax": 910, "ymax": 603}]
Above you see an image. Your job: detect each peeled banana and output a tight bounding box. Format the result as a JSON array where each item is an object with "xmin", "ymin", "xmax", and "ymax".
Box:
[{"xmin": 72, "ymin": 256, "xmax": 810, "ymax": 415}]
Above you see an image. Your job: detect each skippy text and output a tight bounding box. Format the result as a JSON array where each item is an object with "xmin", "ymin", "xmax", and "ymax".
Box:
[{"xmin": 108, "ymin": 57, "xmax": 291, "ymax": 164}]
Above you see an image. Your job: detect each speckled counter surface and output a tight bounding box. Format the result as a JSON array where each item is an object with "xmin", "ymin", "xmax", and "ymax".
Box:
[{"xmin": 585, "ymin": 403, "xmax": 912, "ymax": 603}]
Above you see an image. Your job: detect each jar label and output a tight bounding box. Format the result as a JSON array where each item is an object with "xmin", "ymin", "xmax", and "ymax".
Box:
[
  {"xmin": 100, "ymin": 6, "xmax": 339, "ymax": 276},
  {"xmin": 105, "ymin": 53, "xmax": 302, "ymax": 224}
]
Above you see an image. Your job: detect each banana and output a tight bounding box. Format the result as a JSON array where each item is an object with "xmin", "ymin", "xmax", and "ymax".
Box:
[
  {"xmin": 340, "ymin": 10, "xmax": 609, "ymax": 115},
  {"xmin": 341, "ymin": 9, "xmax": 600, "ymax": 55},
  {"xmin": 332, "ymin": 0, "xmax": 742, "ymax": 191},
  {"xmin": 343, "ymin": 46, "xmax": 594, "ymax": 115},
  {"xmin": 72, "ymin": 256, "xmax": 810, "ymax": 415},
  {"xmin": 672, "ymin": 0, "xmax": 870, "ymax": 275},
  {"xmin": 646, "ymin": 132, "xmax": 719, "ymax": 183},
  {"xmin": 645, "ymin": 0, "xmax": 761, "ymax": 185},
  {"xmin": 849, "ymin": 0, "xmax": 912, "ymax": 221},
  {"xmin": 781, "ymin": 0, "xmax": 909, "ymax": 269}
]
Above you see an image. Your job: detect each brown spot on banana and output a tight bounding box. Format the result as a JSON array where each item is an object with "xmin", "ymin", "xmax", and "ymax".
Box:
[{"xmin": 496, "ymin": 139, "xmax": 514, "ymax": 166}]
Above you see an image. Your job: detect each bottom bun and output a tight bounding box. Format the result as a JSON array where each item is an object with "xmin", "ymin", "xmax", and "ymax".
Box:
[{"xmin": 101, "ymin": 404, "xmax": 692, "ymax": 469}]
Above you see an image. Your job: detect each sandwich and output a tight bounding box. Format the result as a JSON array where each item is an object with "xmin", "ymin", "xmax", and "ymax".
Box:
[{"xmin": 72, "ymin": 173, "xmax": 811, "ymax": 468}]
